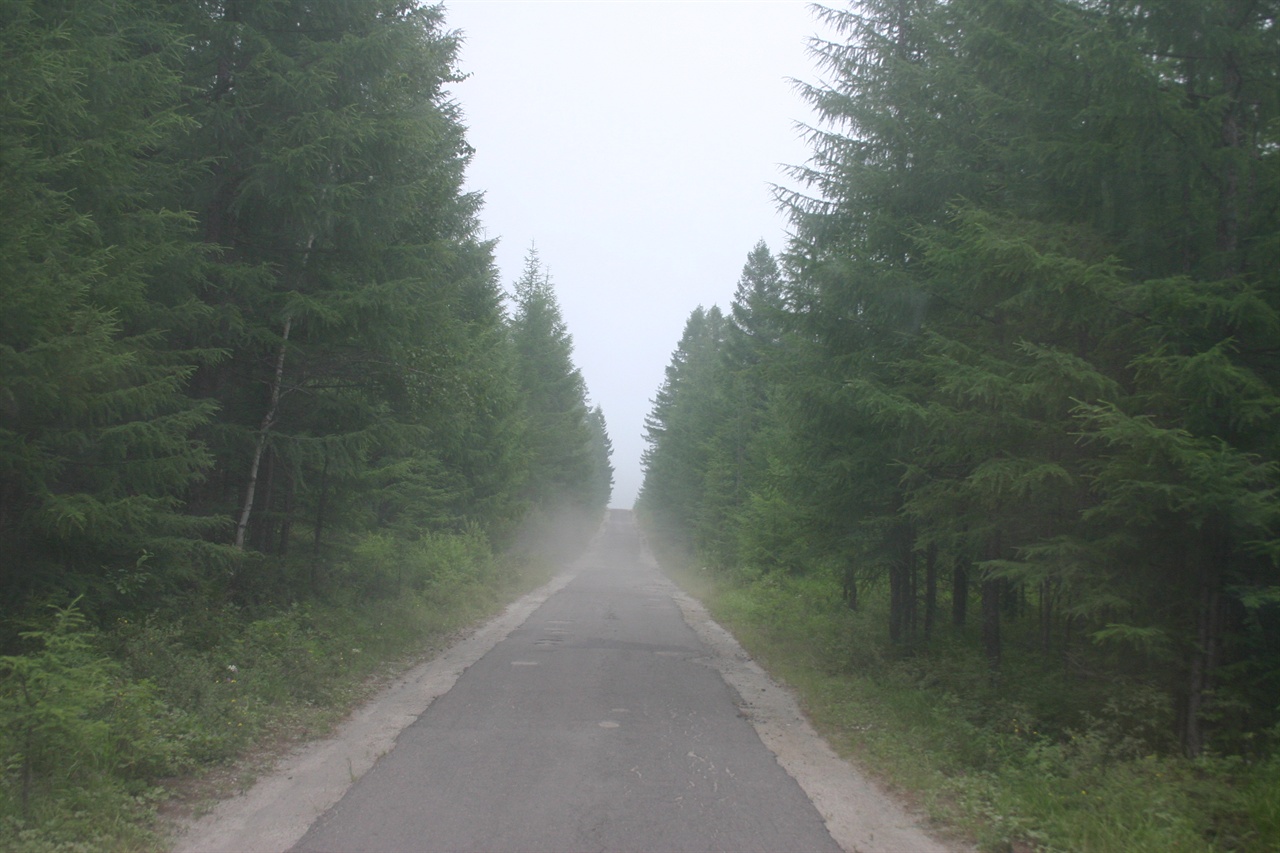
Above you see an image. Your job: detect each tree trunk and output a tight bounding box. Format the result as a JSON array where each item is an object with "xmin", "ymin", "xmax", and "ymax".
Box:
[
  {"xmin": 924, "ymin": 542, "xmax": 938, "ymax": 641},
  {"xmin": 234, "ymin": 316, "xmax": 291, "ymax": 550},
  {"xmin": 842, "ymin": 562, "xmax": 859, "ymax": 610},
  {"xmin": 1063, "ymin": 610, "xmax": 1076, "ymax": 677},
  {"xmin": 952, "ymin": 556, "xmax": 968, "ymax": 628},
  {"xmin": 313, "ymin": 442, "xmax": 330, "ymax": 562},
  {"xmin": 1039, "ymin": 579, "xmax": 1053, "ymax": 656},
  {"xmin": 1216, "ymin": 52, "xmax": 1243, "ymax": 277},
  {"xmin": 203, "ymin": 0, "xmax": 242, "ymax": 247},
  {"xmin": 907, "ymin": 544, "xmax": 919, "ymax": 639},
  {"xmin": 982, "ymin": 577, "xmax": 1002, "ymax": 682},
  {"xmin": 277, "ymin": 465, "xmax": 295, "ymax": 557},
  {"xmin": 982, "ymin": 534, "xmax": 1004, "ymax": 681},
  {"xmin": 888, "ymin": 521, "xmax": 914, "ymax": 644},
  {"xmin": 1182, "ymin": 529, "xmax": 1228, "ymax": 757},
  {"xmin": 1002, "ymin": 577, "xmax": 1022, "ymax": 621},
  {"xmin": 251, "ymin": 445, "xmax": 276, "ymax": 553},
  {"xmin": 1183, "ymin": 579, "xmax": 1222, "ymax": 757},
  {"xmin": 889, "ymin": 559, "xmax": 906, "ymax": 644}
]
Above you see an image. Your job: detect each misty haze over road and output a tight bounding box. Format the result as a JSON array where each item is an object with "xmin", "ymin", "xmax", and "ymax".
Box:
[
  {"xmin": 178, "ymin": 511, "xmax": 947, "ymax": 853},
  {"xmin": 292, "ymin": 510, "xmax": 842, "ymax": 852}
]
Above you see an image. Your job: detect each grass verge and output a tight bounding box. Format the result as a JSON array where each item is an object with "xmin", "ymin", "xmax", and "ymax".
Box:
[
  {"xmin": 653, "ymin": 542, "xmax": 1279, "ymax": 853},
  {"xmin": 0, "ymin": 529, "xmax": 563, "ymax": 852}
]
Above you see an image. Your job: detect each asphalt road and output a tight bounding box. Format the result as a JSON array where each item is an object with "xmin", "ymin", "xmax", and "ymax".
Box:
[{"xmin": 292, "ymin": 510, "xmax": 843, "ymax": 853}]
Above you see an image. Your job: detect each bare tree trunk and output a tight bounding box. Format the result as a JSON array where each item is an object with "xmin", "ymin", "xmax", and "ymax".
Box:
[
  {"xmin": 923, "ymin": 542, "xmax": 938, "ymax": 641},
  {"xmin": 1040, "ymin": 579, "xmax": 1054, "ymax": 656},
  {"xmin": 1182, "ymin": 529, "xmax": 1227, "ymax": 757},
  {"xmin": 952, "ymin": 556, "xmax": 968, "ymax": 628},
  {"xmin": 313, "ymin": 442, "xmax": 330, "ymax": 560},
  {"xmin": 888, "ymin": 521, "xmax": 914, "ymax": 644},
  {"xmin": 234, "ymin": 315, "xmax": 291, "ymax": 550},
  {"xmin": 981, "ymin": 536, "xmax": 1003, "ymax": 683},
  {"xmin": 277, "ymin": 466, "xmax": 295, "ymax": 557},
  {"xmin": 251, "ymin": 445, "xmax": 276, "ymax": 553},
  {"xmin": 982, "ymin": 577, "xmax": 1002, "ymax": 683},
  {"xmin": 1063, "ymin": 610, "xmax": 1076, "ymax": 677},
  {"xmin": 842, "ymin": 562, "xmax": 859, "ymax": 610},
  {"xmin": 1183, "ymin": 579, "xmax": 1223, "ymax": 757},
  {"xmin": 907, "ymin": 544, "xmax": 919, "ymax": 639},
  {"xmin": 889, "ymin": 560, "xmax": 906, "ymax": 644}
]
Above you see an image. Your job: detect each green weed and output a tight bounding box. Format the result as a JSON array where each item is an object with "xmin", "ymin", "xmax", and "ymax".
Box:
[
  {"xmin": 0, "ymin": 523, "xmax": 571, "ymax": 851},
  {"xmin": 657, "ymin": 546, "xmax": 1279, "ymax": 853}
]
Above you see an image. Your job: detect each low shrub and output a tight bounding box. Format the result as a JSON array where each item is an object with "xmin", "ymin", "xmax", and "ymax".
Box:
[{"xmin": 0, "ymin": 602, "xmax": 171, "ymax": 851}]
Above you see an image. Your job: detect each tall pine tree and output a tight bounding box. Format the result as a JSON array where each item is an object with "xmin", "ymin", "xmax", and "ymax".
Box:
[
  {"xmin": 0, "ymin": 0, "xmax": 220, "ymax": 617},
  {"xmin": 508, "ymin": 248, "xmax": 608, "ymax": 518}
]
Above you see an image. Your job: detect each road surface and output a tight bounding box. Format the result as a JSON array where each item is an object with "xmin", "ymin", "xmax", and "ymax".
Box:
[{"xmin": 176, "ymin": 509, "xmax": 951, "ymax": 853}]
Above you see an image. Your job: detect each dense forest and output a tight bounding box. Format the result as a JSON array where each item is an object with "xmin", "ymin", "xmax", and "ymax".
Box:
[
  {"xmin": 639, "ymin": 0, "xmax": 1278, "ymax": 843},
  {"xmin": 5, "ymin": 0, "xmax": 1280, "ymax": 848},
  {"xmin": 0, "ymin": 0, "xmax": 610, "ymax": 845}
]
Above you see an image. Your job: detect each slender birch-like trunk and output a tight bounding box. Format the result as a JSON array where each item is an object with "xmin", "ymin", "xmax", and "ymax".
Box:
[
  {"xmin": 234, "ymin": 227, "xmax": 315, "ymax": 550},
  {"xmin": 234, "ymin": 315, "xmax": 292, "ymax": 549}
]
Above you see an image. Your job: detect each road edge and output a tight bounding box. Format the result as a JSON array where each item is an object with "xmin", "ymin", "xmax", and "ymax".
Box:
[
  {"xmin": 641, "ymin": 541, "xmax": 960, "ymax": 853},
  {"xmin": 169, "ymin": 566, "xmax": 581, "ymax": 853}
]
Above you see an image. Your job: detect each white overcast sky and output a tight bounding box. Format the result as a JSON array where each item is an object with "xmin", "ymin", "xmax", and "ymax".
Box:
[{"xmin": 443, "ymin": 1, "xmax": 823, "ymax": 507}]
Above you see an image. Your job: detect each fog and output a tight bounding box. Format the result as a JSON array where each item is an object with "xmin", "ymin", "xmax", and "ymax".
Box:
[{"xmin": 445, "ymin": 1, "xmax": 819, "ymax": 506}]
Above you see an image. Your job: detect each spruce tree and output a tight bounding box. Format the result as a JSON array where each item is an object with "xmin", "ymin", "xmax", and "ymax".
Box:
[
  {"xmin": 638, "ymin": 306, "xmax": 726, "ymax": 547},
  {"xmin": 507, "ymin": 249, "xmax": 603, "ymax": 516},
  {"xmin": 585, "ymin": 406, "xmax": 616, "ymax": 513},
  {"xmin": 162, "ymin": 0, "xmax": 501, "ymax": 561},
  {"xmin": 781, "ymin": 0, "xmax": 1280, "ymax": 747},
  {"xmin": 0, "ymin": 0, "xmax": 219, "ymax": 616},
  {"xmin": 698, "ymin": 242, "xmax": 788, "ymax": 566}
]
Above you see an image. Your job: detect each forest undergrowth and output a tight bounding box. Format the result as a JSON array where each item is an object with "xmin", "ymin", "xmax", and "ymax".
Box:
[
  {"xmin": 0, "ymin": 519, "xmax": 587, "ymax": 853},
  {"xmin": 652, "ymin": 536, "xmax": 1280, "ymax": 853}
]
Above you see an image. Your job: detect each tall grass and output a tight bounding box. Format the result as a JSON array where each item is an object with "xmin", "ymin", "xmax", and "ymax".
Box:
[{"xmin": 656, "ymin": 543, "xmax": 1279, "ymax": 853}]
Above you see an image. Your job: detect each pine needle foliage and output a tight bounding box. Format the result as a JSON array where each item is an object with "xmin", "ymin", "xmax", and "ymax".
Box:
[
  {"xmin": 641, "ymin": 0, "xmax": 1280, "ymax": 771},
  {"xmin": 1, "ymin": 1, "xmax": 611, "ymax": 843}
]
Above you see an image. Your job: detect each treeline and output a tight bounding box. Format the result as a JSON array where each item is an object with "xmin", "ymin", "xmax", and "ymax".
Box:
[
  {"xmin": 640, "ymin": 0, "xmax": 1279, "ymax": 761},
  {"xmin": 1, "ymin": 0, "xmax": 612, "ymax": 618},
  {"xmin": 1, "ymin": 1, "xmax": 609, "ymax": 839}
]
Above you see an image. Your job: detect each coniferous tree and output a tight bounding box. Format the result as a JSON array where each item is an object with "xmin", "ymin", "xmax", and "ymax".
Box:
[
  {"xmin": 770, "ymin": 0, "xmax": 958, "ymax": 639},
  {"xmin": 638, "ymin": 306, "xmax": 726, "ymax": 547},
  {"xmin": 698, "ymin": 242, "xmax": 788, "ymax": 566},
  {"xmin": 1, "ymin": 0, "xmax": 565, "ymax": 615},
  {"xmin": 776, "ymin": 0, "xmax": 1280, "ymax": 747},
  {"xmin": 508, "ymin": 249, "xmax": 607, "ymax": 518},
  {"xmin": 585, "ymin": 406, "xmax": 616, "ymax": 512},
  {"xmin": 0, "ymin": 0, "xmax": 221, "ymax": 616},
  {"xmin": 160, "ymin": 0, "xmax": 499, "ymax": 563}
]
